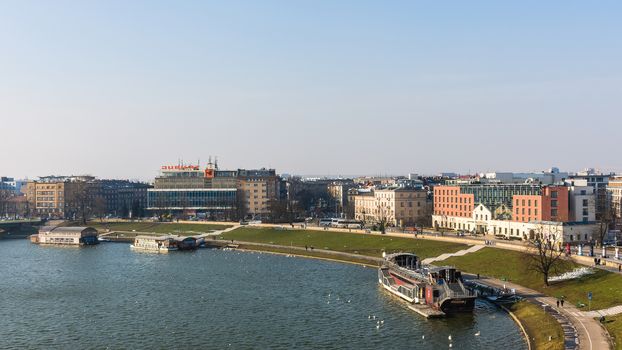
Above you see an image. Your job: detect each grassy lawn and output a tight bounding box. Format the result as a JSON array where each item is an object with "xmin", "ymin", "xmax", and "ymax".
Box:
[
  {"xmin": 442, "ymin": 247, "xmax": 622, "ymax": 310},
  {"xmin": 220, "ymin": 227, "xmax": 468, "ymax": 259},
  {"xmin": 509, "ymin": 301, "xmax": 564, "ymax": 350},
  {"xmin": 80, "ymin": 221, "xmax": 231, "ymax": 235},
  {"xmin": 602, "ymin": 314, "xmax": 622, "ymax": 350}
]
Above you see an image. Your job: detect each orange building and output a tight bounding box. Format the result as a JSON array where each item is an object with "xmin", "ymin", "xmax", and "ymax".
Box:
[{"xmin": 433, "ymin": 186, "xmax": 474, "ymax": 218}]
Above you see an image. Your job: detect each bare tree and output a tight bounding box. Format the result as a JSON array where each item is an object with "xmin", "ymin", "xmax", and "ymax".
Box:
[
  {"xmin": 66, "ymin": 181, "xmax": 102, "ymax": 225},
  {"xmin": 376, "ymin": 203, "xmax": 388, "ymax": 234},
  {"xmin": 596, "ymin": 203, "xmax": 618, "ymax": 246},
  {"xmin": 525, "ymin": 225, "xmax": 569, "ymax": 286},
  {"xmin": 0, "ymin": 189, "xmax": 12, "ymax": 218}
]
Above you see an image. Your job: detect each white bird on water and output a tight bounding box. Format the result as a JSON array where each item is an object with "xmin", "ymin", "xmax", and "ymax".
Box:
[
  {"xmin": 449, "ymin": 343, "xmax": 453, "ymax": 348},
  {"xmin": 475, "ymin": 331, "xmax": 481, "ymax": 336},
  {"xmin": 448, "ymin": 335, "xmax": 452, "ymax": 341},
  {"xmin": 421, "ymin": 335, "xmax": 425, "ymax": 340},
  {"xmin": 380, "ymin": 320, "xmax": 384, "ymax": 325}
]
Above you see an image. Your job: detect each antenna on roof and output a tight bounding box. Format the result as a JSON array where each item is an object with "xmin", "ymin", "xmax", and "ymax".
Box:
[{"xmin": 215, "ymin": 156, "xmax": 218, "ymax": 170}]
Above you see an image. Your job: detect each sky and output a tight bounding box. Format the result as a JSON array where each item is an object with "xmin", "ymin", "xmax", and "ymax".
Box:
[{"xmin": 0, "ymin": 1, "xmax": 621, "ymax": 181}]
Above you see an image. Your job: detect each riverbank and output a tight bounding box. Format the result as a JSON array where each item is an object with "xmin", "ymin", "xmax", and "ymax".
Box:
[
  {"xmin": 220, "ymin": 226, "xmax": 468, "ymax": 259},
  {"xmin": 509, "ymin": 301, "xmax": 564, "ymax": 350}
]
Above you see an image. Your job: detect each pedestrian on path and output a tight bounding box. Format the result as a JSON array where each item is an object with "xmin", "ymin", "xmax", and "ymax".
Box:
[
  {"xmin": 556, "ymin": 300, "xmax": 560, "ymax": 308},
  {"xmin": 618, "ymin": 265, "xmax": 621, "ymax": 272},
  {"xmin": 561, "ymin": 299, "xmax": 565, "ymax": 307}
]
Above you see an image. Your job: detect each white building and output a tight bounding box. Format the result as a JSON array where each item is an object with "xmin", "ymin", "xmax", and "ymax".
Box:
[
  {"xmin": 433, "ymin": 205, "xmax": 598, "ymax": 244},
  {"xmin": 565, "ymin": 179, "xmax": 596, "ymax": 222}
]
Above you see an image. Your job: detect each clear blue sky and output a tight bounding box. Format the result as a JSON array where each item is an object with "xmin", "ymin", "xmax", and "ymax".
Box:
[{"xmin": 1, "ymin": 1, "xmax": 620, "ymax": 180}]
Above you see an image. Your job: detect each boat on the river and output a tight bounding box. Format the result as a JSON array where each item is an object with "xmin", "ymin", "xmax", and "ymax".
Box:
[{"xmin": 378, "ymin": 253, "xmax": 475, "ymax": 316}]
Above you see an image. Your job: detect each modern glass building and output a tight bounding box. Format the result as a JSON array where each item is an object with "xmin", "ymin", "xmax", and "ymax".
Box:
[
  {"xmin": 459, "ymin": 184, "xmax": 543, "ymax": 209},
  {"xmin": 147, "ymin": 189, "xmax": 237, "ymax": 210}
]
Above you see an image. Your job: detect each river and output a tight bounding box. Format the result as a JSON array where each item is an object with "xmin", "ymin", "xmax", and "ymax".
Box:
[{"xmin": 0, "ymin": 240, "xmax": 527, "ymax": 349}]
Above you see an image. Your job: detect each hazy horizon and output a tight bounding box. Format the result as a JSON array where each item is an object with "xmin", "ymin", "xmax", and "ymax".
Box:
[{"xmin": 1, "ymin": 1, "xmax": 621, "ymax": 180}]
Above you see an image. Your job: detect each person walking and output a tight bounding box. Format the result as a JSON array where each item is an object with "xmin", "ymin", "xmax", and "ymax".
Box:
[
  {"xmin": 556, "ymin": 300, "xmax": 560, "ymax": 308},
  {"xmin": 618, "ymin": 264, "xmax": 621, "ymax": 272},
  {"xmin": 560, "ymin": 299, "xmax": 565, "ymax": 307}
]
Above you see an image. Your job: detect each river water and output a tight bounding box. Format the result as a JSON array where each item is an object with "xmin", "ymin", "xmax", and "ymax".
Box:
[{"xmin": 0, "ymin": 240, "xmax": 526, "ymax": 349}]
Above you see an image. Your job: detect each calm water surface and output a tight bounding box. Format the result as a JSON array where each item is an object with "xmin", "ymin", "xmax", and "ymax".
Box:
[{"xmin": 0, "ymin": 240, "xmax": 526, "ymax": 349}]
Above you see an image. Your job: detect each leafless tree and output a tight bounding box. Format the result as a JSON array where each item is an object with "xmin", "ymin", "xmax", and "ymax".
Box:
[
  {"xmin": 596, "ymin": 203, "xmax": 618, "ymax": 246},
  {"xmin": 0, "ymin": 190, "xmax": 12, "ymax": 218},
  {"xmin": 525, "ymin": 225, "xmax": 569, "ymax": 286},
  {"xmin": 66, "ymin": 181, "xmax": 103, "ymax": 225},
  {"xmin": 376, "ymin": 203, "xmax": 388, "ymax": 234}
]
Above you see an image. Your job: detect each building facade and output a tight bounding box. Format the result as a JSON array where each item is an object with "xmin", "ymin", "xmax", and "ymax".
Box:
[
  {"xmin": 569, "ymin": 169, "xmax": 611, "ymax": 219},
  {"xmin": 432, "ymin": 182, "xmax": 597, "ymax": 243},
  {"xmin": 354, "ymin": 187, "xmax": 428, "ymax": 227},
  {"xmin": 607, "ymin": 176, "xmax": 622, "ymax": 226},
  {"xmin": 100, "ymin": 180, "xmax": 151, "ymax": 218},
  {"xmin": 147, "ymin": 162, "xmax": 281, "ymax": 220},
  {"xmin": 23, "ymin": 176, "xmax": 98, "ymax": 219}
]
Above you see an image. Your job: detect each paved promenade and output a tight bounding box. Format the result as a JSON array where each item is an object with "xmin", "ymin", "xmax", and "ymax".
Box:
[{"xmin": 471, "ymin": 275, "xmax": 610, "ymax": 350}]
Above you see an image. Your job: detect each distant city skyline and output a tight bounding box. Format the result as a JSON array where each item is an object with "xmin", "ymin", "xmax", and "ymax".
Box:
[{"xmin": 1, "ymin": 1, "xmax": 620, "ymax": 179}]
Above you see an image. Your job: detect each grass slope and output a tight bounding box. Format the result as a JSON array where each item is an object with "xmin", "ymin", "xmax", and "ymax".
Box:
[
  {"xmin": 221, "ymin": 227, "xmax": 467, "ymax": 259},
  {"xmin": 510, "ymin": 301, "xmax": 564, "ymax": 350},
  {"xmin": 83, "ymin": 221, "xmax": 231, "ymax": 235},
  {"xmin": 442, "ymin": 247, "xmax": 622, "ymax": 310},
  {"xmin": 603, "ymin": 314, "xmax": 622, "ymax": 350}
]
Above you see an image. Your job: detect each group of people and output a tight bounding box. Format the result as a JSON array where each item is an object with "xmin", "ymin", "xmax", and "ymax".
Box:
[
  {"xmin": 484, "ymin": 240, "xmax": 496, "ymax": 246},
  {"xmin": 556, "ymin": 298, "xmax": 565, "ymax": 308}
]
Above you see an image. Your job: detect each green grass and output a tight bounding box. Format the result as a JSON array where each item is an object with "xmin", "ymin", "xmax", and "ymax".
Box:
[
  {"xmin": 443, "ymin": 247, "xmax": 622, "ymax": 310},
  {"xmin": 80, "ymin": 221, "xmax": 231, "ymax": 235},
  {"xmin": 602, "ymin": 314, "xmax": 622, "ymax": 350},
  {"xmin": 220, "ymin": 227, "xmax": 468, "ymax": 259},
  {"xmin": 509, "ymin": 301, "xmax": 564, "ymax": 350}
]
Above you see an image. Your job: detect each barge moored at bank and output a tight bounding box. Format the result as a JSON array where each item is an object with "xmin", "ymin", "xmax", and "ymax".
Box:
[
  {"xmin": 378, "ymin": 253, "xmax": 475, "ymax": 317},
  {"xmin": 131, "ymin": 235, "xmax": 198, "ymax": 253},
  {"xmin": 30, "ymin": 226, "xmax": 99, "ymax": 246}
]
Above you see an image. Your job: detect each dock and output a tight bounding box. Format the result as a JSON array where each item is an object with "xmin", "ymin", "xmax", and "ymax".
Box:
[{"xmin": 407, "ymin": 304, "xmax": 445, "ymax": 318}]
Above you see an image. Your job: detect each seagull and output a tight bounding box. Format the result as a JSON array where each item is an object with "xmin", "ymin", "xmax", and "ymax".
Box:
[
  {"xmin": 449, "ymin": 343, "xmax": 453, "ymax": 348},
  {"xmin": 368, "ymin": 315, "xmax": 371, "ymax": 319},
  {"xmin": 376, "ymin": 325, "xmax": 380, "ymax": 329},
  {"xmin": 475, "ymin": 331, "xmax": 481, "ymax": 336},
  {"xmin": 380, "ymin": 320, "xmax": 384, "ymax": 325},
  {"xmin": 448, "ymin": 335, "xmax": 452, "ymax": 341},
  {"xmin": 422, "ymin": 335, "xmax": 425, "ymax": 340},
  {"xmin": 347, "ymin": 300, "xmax": 351, "ymax": 303}
]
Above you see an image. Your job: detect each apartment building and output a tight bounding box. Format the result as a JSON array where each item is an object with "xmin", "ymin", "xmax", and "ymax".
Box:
[
  {"xmin": 354, "ymin": 187, "xmax": 428, "ymax": 227},
  {"xmin": 23, "ymin": 176, "xmax": 97, "ymax": 218},
  {"xmin": 432, "ymin": 182, "xmax": 596, "ymax": 243},
  {"xmin": 608, "ymin": 176, "xmax": 622, "ymax": 223},
  {"xmin": 237, "ymin": 168, "xmax": 280, "ymax": 218}
]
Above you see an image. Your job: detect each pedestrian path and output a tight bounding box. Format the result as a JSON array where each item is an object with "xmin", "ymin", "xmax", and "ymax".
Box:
[
  {"xmin": 421, "ymin": 244, "xmax": 485, "ymax": 264},
  {"xmin": 580, "ymin": 305, "xmax": 622, "ymax": 318},
  {"xmin": 199, "ymin": 225, "xmax": 240, "ymax": 237},
  {"xmin": 471, "ymin": 276, "xmax": 610, "ymax": 350}
]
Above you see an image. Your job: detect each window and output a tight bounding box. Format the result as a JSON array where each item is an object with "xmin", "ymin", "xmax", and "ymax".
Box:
[
  {"xmin": 551, "ymin": 209, "xmax": 558, "ymax": 217},
  {"xmin": 551, "ymin": 191, "xmax": 558, "ymax": 199},
  {"xmin": 551, "ymin": 200, "xmax": 558, "ymax": 208},
  {"xmin": 582, "ymin": 199, "xmax": 588, "ymax": 207}
]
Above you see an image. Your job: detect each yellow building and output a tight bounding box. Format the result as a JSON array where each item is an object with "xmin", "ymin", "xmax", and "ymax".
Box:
[
  {"xmin": 354, "ymin": 188, "xmax": 428, "ymax": 227},
  {"xmin": 237, "ymin": 169, "xmax": 280, "ymax": 218}
]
